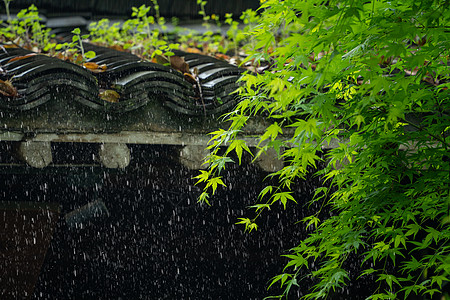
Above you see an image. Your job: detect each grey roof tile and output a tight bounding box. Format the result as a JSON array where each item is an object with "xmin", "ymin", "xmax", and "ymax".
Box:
[{"xmin": 0, "ymin": 42, "xmax": 246, "ymax": 119}]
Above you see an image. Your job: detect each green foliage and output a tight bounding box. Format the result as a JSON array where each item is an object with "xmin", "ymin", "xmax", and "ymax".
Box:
[
  {"xmin": 71, "ymin": 28, "xmax": 95, "ymax": 62},
  {"xmin": 197, "ymin": 0, "xmax": 450, "ymax": 298},
  {"xmin": 187, "ymin": 1, "xmax": 257, "ymax": 55},
  {"xmin": 88, "ymin": 1, "xmax": 177, "ymax": 59},
  {"xmin": 197, "ymin": 0, "xmax": 210, "ymax": 29},
  {"xmin": 0, "ymin": 5, "xmax": 97, "ymax": 63},
  {"xmin": 236, "ymin": 217, "xmax": 258, "ymax": 232},
  {"xmin": 224, "ymin": 13, "xmax": 239, "ymax": 56},
  {"xmin": 86, "ymin": 0, "xmax": 255, "ymax": 58},
  {"xmin": 51, "ymin": 28, "xmax": 95, "ymax": 64},
  {"xmin": 88, "ymin": 19, "xmax": 123, "ymax": 45},
  {"xmin": 0, "ymin": 4, "xmax": 53, "ymax": 50}
]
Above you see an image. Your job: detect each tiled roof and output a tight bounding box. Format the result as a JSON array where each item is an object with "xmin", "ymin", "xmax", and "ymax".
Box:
[
  {"xmin": 0, "ymin": 40, "xmax": 265, "ymax": 146},
  {"xmin": 0, "ymin": 42, "xmax": 245, "ymax": 115}
]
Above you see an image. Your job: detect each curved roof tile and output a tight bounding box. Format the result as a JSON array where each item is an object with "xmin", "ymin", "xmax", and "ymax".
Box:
[{"xmin": 0, "ymin": 43, "xmax": 246, "ymax": 117}]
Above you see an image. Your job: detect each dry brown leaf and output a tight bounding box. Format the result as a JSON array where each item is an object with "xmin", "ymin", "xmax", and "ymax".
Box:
[
  {"xmin": 22, "ymin": 44, "xmax": 34, "ymax": 51},
  {"xmin": 186, "ymin": 47, "xmax": 202, "ymax": 54},
  {"xmin": 99, "ymin": 90, "xmax": 120, "ymax": 103},
  {"xmin": 7, "ymin": 53, "xmax": 38, "ymax": 64},
  {"xmin": 73, "ymin": 55, "xmax": 83, "ymax": 64},
  {"xmin": 2, "ymin": 44, "xmax": 19, "ymax": 48},
  {"xmin": 184, "ymin": 73, "xmax": 197, "ymax": 84},
  {"xmin": 153, "ymin": 54, "xmax": 170, "ymax": 65},
  {"xmin": 54, "ymin": 52, "xmax": 65, "ymax": 60},
  {"xmin": 170, "ymin": 56, "xmax": 190, "ymax": 74},
  {"xmin": 215, "ymin": 53, "xmax": 230, "ymax": 61},
  {"xmin": 83, "ymin": 62, "xmax": 107, "ymax": 73},
  {"xmin": 109, "ymin": 44, "xmax": 125, "ymax": 52},
  {"xmin": 0, "ymin": 79, "xmax": 18, "ymax": 97},
  {"xmin": 83, "ymin": 62, "xmax": 99, "ymax": 69}
]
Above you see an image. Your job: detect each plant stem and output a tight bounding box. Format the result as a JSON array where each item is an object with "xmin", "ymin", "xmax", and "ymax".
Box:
[{"xmin": 3, "ymin": 0, "xmax": 11, "ymax": 23}]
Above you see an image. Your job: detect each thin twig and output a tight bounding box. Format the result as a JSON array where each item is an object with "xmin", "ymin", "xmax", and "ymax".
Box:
[
  {"xmin": 401, "ymin": 117, "xmax": 450, "ymax": 148},
  {"xmin": 195, "ymin": 76, "xmax": 206, "ymax": 116}
]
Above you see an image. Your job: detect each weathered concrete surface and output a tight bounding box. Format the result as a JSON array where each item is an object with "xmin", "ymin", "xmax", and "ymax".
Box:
[
  {"xmin": 0, "ymin": 94, "xmax": 234, "ymax": 134},
  {"xmin": 179, "ymin": 145, "xmax": 210, "ymax": 170},
  {"xmin": 0, "ymin": 94, "xmax": 275, "ymax": 149},
  {"xmin": 98, "ymin": 143, "xmax": 130, "ymax": 169},
  {"xmin": 254, "ymin": 147, "xmax": 284, "ymax": 172},
  {"xmin": 17, "ymin": 141, "xmax": 53, "ymax": 168}
]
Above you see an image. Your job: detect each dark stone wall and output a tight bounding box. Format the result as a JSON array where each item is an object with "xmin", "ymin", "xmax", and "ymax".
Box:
[
  {"xmin": 7, "ymin": 0, "xmax": 260, "ymax": 19},
  {"xmin": 0, "ymin": 143, "xmax": 325, "ymax": 299}
]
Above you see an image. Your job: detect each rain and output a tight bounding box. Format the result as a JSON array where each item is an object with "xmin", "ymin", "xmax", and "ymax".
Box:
[
  {"xmin": 1, "ymin": 142, "xmax": 326, "ymax": 299},
  {"xmin": 0, "ymin": 1, "xmax": 432, "ymax": 299}
]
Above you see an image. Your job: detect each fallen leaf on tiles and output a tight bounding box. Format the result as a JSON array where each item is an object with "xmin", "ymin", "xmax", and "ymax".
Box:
[
  {"xmin": 153, "ymin": 54, "xmax": 170, "ymax": 65},
  {"xmin": 74, "ymin": 55, "xmax": 83, "ymax": 64},
  {"xmin": 170, "ymin": 56, "xmax": 190, "ymax": 74},
  {"xmin": 7, "ymin": 53, "xmax": 38, "ymax": 64},
  {"xmin": 99, "ymin": 90, "xmax": 120, "ymax": 103},
  {"xmin": 109, "ymin": 44, "xmax": 125, "ymax": 52},
  {"xmin": 64, "ymin": 54, "xmax": 83, "ymax": 65},
  {"xmin": 2, "ymin": 44, "xmax": 19, "ymax": 48},
  {"xmin": 54, "ymin": 52, "xmax": 66, "ymax": 60},
  {"xmin": 186, "ymin": 47, "xmax": 202, "ymax": 54},
  {"xmin": 22, "ymin": 44, "xmax": 35, "ymax": 51},
  {"xmin": 184, "ymin": 73, "xmax": 197, "ymax": 84},
  {"xmin": 83, "ymin": 62, "xmax": 99, "ymax": 69},
  {"xmin": 83, "ymin": 62, "xmax": 107, "ymax": 73},
  {"xmin": 0, "ymin": 79, "xmax": 18, "ymax": 97},
  {"xmin": 215, "ymin": 53, "xmax": 230, "ymax": 61}
]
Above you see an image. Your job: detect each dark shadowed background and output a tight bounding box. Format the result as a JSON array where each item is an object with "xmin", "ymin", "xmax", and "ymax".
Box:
[{"xmin": 4, "ymin": 0, "xmax": 260, "ymax": 19}]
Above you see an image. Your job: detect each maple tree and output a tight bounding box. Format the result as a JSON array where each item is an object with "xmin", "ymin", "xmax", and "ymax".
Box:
[{"xmin": 197, "ymin": 0, "xmax": 450, "ymax": 298}]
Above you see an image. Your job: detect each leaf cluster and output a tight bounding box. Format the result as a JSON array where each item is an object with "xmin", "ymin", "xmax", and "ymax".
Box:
[
  {"xmin": 0, "ymin": 4, "xmax": 53, "ymax": 50},
  {"xmin": 89, "ymin": 3, "xmax": 176, "ymax": 60},
  {"xmin": 196, "ymin": 0, "xmax": 450, "ymax": 299}
]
